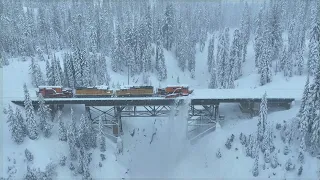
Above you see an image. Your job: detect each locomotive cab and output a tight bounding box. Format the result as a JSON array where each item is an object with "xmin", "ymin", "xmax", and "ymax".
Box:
[{"xmin": 37, "ymin": 86, "xmax": 73, "ymax": 98}]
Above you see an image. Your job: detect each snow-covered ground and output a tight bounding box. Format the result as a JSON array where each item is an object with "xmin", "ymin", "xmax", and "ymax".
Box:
[{"xmin": 1, "ymin": 34, "xmax": 316, "ymax": 179}]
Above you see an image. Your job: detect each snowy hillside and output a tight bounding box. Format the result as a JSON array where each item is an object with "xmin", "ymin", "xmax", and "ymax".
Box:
[{"xmin": 1, "ymin": 0, "xmax": 320, "ymax": 180}]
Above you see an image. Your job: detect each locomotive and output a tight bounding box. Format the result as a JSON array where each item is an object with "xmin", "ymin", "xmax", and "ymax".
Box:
[{"xmin": 36, "ymin": 85, "xmax": 194, "ymax": 99}]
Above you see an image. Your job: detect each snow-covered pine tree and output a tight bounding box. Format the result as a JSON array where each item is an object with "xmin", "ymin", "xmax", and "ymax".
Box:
[
  {"xmin": 298, "ymin": 140, "xmax": 305, "ymax": 163},
  {"xmin": 217, "ymin": 28, "xmax": 230, "ymax": 88},
  {"xmin": 58, "ymin": 110, "xmax": 67, "ymax": 141},
  {"xmin": 66, "ymin": 53, "xmax": 75, "ymax": 88},
  {"xmin": 81, "ymin": 50, "xmax": 92, "ymax": 87},
  {"xmin": 163, "ymin": 3, "xmax": 175, "ymax": 51},
  {"xmin": 279, "ymin": 45, "xmax": 287, "ymax": 72},
  {"xmin": 187, "ymin": 42, "xmax": 196, "ymax": 79},
  {"xmin": 296, "ymin": 45, "xmax": 304, "ymax": 76},
  {"xmin": 270, "ymin": 151, "xmax": 278, "ymax": 168},
  {"xmin": 82, "ymin": 148, "xmax": 91, "ymax": 179},
  {"xmin": 29, "ymin": 57, "xmax": 45, "ymax": 87},
  {"xmin": 207, "ymin": 35, "xmax": 215, "ymax": 74},
  {"xmin": 67, "ymin": 108, "xmax": 77, "ymax": 160},
  {"xmin": 15, "ymin": 107, "xmax": 27, "ymax": 138},
  {"xmin": 254, "ymin": 6, "xmax": 264, "ymax": 68},
  {"xmin": 307, "ymin": 17, "xmax": 320, "ymax": 76},
  {"xmin": 86, "ymin": 112, "xmax": 97, "ymax": 149},
  {"xmin": 209, "ymin": 67, "xmax": 218, "ymax": 89},
  {"xmin": 157, "ymin": 45, "xmax": 167, "ymax": 81},
  {"xmin": 259, "ymin": 35, "xmax": 273, "ymax": 86},
  {"xmin": 23, "ymin": 83, "xmax": 39, "ymax": 140},
  {"xmin": 6, "ymin": 105, "xmax": 25, "ymax": 144},
  {"xmin": 46, "ymin": 59, "xmax": 54, "ymax": 86},
  {"xmin": 252, "ymin": 148, "xmax": 259, "ymax": 177},
  {"xmin": 78, "ymin": 113, "xmax": 96, "ymax": 150},
  {"xmin": 257, "ymin": 92, "xmax": 268, "ymax": 142},
  {"xmin": 269, "ymin": 0, "xmax": 283, "ymax": 61},
  {"xmin": 298, "ymin": 75, "xmax": 310, "ymax": 118},
  {"xmin": 52, "ymin": 55, "xmax": 62, "ymax": 86},
  {"xmin": 37, "ymin": 93, "xmax": 53, "ymax": 138},
  {"xmin": 78, "ymin": 114, "xmax": 88, "ymax": 149},
  {"xmin": 77, "ymin": 144, "xmax": 85, "ymax": 174},
  {"xmin": 229, "ymin": 29, "xmax": 242, "ymax": 80},
  {"xmin": 62, "ymin": 54, "xmax": 69, "ymax": 87},
  {"xmin": 310, "ymin": 113, "xmax": 320, "ymax": 152},
  {"xmin": 98, "ymin": 116, "xmax": 106, "ymax": 152},
  {"xmin": 240, "ymin": 1, "xmax": 251, "ymax": 62},
  {"xmin": 73, "ymin": 47, "xmax": 84, "ymax": 87}
]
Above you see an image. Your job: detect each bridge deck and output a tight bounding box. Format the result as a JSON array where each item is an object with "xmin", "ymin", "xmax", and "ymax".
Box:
[
  {"xmin": 10, "ymin": 88, "xmax": 298, "ymax": 106},
  {"xmin": 11, "ymin": 97, "xmax": 295, "ymax": 106}
]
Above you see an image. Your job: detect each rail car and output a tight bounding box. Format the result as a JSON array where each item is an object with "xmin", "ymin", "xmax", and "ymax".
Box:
[
  {"xmin": 74, "ymin": 87, "xmax": 113, "ymax": 98},
  {"xmin": 36, "ymin": 85, "xmax": 194, "ymax": 98},
  {"xmin": 116, "ymin": 86, "xmax": 154, "ymax": 97}
]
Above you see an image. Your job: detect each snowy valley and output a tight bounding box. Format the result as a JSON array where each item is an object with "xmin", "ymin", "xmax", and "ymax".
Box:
[{"xmin": 1, "ymin": 0, "xmax": 320, "ymax": 179}]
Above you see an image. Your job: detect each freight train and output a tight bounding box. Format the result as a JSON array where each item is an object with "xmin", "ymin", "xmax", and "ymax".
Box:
[{"xmin": 36, "ymin": 85, "xmax": 194, "ymax": 99}]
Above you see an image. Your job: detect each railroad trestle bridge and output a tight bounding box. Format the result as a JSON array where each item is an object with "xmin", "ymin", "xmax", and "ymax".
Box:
[{"xmin": 11, "ymin": 96, "xmax": 295, "ymax": 142}]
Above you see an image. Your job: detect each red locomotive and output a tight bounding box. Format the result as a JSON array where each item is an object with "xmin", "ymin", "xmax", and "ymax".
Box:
[
  {"xmin": 157, "ymin": 85, "xmax": 194, "ymax": 98},
  {"xmin": 37, "ymin": 86, "xmax": 73, "ymax": 98}
]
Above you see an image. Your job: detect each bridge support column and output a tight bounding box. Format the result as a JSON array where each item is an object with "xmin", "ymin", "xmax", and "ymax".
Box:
[
  {"xmin": 214, "ymin": 104, "xmax": 219, "ymax": 120},
  {"xmin": 114, "ymin": 106, "xmax": 123, "ymax": 136},
  {"xmin": 85, "ymin": 106, "xmax": 92, "ymax": 120}
]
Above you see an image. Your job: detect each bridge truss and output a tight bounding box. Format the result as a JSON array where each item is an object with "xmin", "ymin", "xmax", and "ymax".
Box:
[{"xmin": 85, "ymin": 102, "xmax": 221, "ymax": 142}]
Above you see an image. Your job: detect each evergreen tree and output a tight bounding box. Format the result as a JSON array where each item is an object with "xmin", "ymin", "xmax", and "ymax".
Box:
[
  {"xmin": 157, "ymin": 45, "xmax": 167, "ymax": 81},
  {"xmin": 298, "ymin": 75, "xmax": 310, "ymax": 118},
  {"xmin": 37, "ymin": 93, "xmax": 53, "ymax": 138},
  {"xmin": 240, "ymin": 2, "xmax": 251, "ymax": 62},
  {"xmin": 23, "ymin": 83, "xmax": 39, "ymax": 140},
  {"xmin": 15, "ymin": 107, "xmax": 27, "ymax": 138},
  {"xmin": 296, "ymin": 46, "xmax": 304, "ymax": 76},
  {"xmin": 254, "ymin": 6, "xmax": 264, "ymax": 68},
  {"xmin": 229, "ymin": 29, "xmax": 242, "ymax": 80},
  {"xmin": 207, "ymin": 35, "xmax": 215, "ymax": 73},
  {"xmin": 67, "ymin": 108, "xmax": 77, "ymax": 160},
  {"xmin": 77, "ymin": 144, "xmax": 85, "ymax": 174},
  {"xmin": 82, "ymin": 148, "xmax": 91, "ymax": 179},
  {"xmin": 111, "ymin": 22, "xmax": 124, "ymax": 73},
  {"xmin": 307, "ymin": 22, "xmax": 320, "ymax": 76},
  {"xmin": 29, "ymin": 57, "xmax": 45, "ymax": 87},
  {"xmin": 7, "ymin": 105, "xmax": 25, "ymax": 144},
  {"xmin": 78, "ymin": 113, "xmax": 96, "ymax": 150},
  {"xmin": 98, "ymin": 117, "xmax": 106, "ymax": 152},
  {"xmin": 257, "ymin": 92, "xmax": 268, "ymax": 142},
  {"xmin": 269, "ymin": 0, "xmax": 283, "ymax": 60},
  {"xmin": 52, "ymin": 55, "xmax": 62, "ymax": 86},
  {"xmin": 217, "ymin": 28, "xmax": 230, "ymax": 89},
  {"xmin": 163, "ymin": 3, "xmax": 175, "ymax": 50},
  {"xmin": 46, "ymin": 59, "xmax": 54, "ymax": 86},
  {"xmin": 66, "ymin": 53, "xmax": 75, "ymax": 88},
  {"xmin": 259, "ymin": 30, "xmax": 273, "ymax": 86},
  {"xmin": 252, "ymin": 148, "xmax": 259, "ymax": 177},
  {"xmin": 311, "ymin": 113, "xmax": 320, "ymax": 151},
  {"xmin": 279, "ymin": 45, "xmax": 288, "ymax": 72},
  {"xmin": 270, "ymin": 151, "xmax": 278, "ymax": 168},
  {"xmin": 209, "ymin": 67, "xmax": 218, "ymax": 89},
  {"xmin": 58, "ymin": 110, "xmax": 67, "ymax": 141}
]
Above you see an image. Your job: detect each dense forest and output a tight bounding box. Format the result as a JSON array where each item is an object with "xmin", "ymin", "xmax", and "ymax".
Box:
[{"xmin": 0, "ymin": 0, "xmax": 318, "ymax": 88}]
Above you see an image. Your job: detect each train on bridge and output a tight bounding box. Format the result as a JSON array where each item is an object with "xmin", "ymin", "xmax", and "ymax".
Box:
[{"xmin": 36, "ymin": 85, "xmax": 194, "ymax": 99}]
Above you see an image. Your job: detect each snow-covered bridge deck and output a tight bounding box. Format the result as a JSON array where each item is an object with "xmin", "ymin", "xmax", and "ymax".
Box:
[{"xmin": 11, "ymin": 88, "xmax": 298, "ymax": 107}]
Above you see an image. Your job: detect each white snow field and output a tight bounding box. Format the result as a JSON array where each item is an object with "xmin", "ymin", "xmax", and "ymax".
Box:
[{"xmin": 1, "ymin": 35, "xmax": 317, "ymax": 180}]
